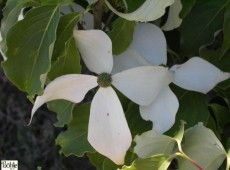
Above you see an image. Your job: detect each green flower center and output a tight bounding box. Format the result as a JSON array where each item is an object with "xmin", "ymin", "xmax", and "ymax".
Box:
[{"xmin": 97, "ymin": 73, "xmax": 112, "ymax": 87}]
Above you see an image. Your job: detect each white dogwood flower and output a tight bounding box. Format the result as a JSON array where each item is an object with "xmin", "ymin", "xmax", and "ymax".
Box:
[
  {"xmin": 30, "ymin": 29, "xmax": 173, "ymax": 165},
  {"xmin": 112, "ymin": 23, "xmax": 230, "ymax": 133}
]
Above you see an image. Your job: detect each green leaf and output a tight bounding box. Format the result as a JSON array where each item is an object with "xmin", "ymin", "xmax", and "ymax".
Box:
[
  {"xmin": 200, "ymin": 46, "xmax": 230, "ymax": 72},
  {"xmin": 209, "ymin": 104, "xmax": 230, "ymax": 133},
  {"xmin": 2, "ymin": 4, "xmax": 60, "ymax": 96},
  {"xmin": 220, "ymin": 1, "xmax": 230, "ymax": 58},
  {"xmin": 48, "ymin": 12, "xmax": 81, "ymax": 80},
  {"xmin": 180, "ymin": 0, "xmax": 197, "ymax": 18},
  {"xmin": 215, "ymin": 86, "xmax": 230, "ymax": 107},
  {"xmin": 87, "ymin": 152, "xmax": 118, "ymax": 170},
  {"xmin": 0, "ymin": 0, "xmax": 38, "ymax": 52},
  {"xmin": 206, "ymin": 114, "xmax": 221, "ymax": 139},
  {"xmin": 180, "ymin": 0, "xmax": 228, "ymax": 56},
  {"xmin": 125, "ymin": 102, "xmax": 152, "ymax": 138},
  {"xmin": 47, "ymin": 100, "xmax": 75, "ymax": 127},
  {"xmin": 105, "ymin": 0, "xmax": 175, "ymax": 22},
  {"xmin": 121, "ymin": 155, "xmax": 174, "ymax": 170},
  {"xmin": 178, "ymin": 123, "xmax": 226, "ymax": 170},
  {"xmin": 124, "ymin": 0, "xmax": 145, "ymax": 12},
  {"xmin": 108, "ymin": 18, "xmax": 135, "ymax": 55},
  {"xmin": 39, "ymin": 0, "xmax": 73, "ymax": 5},
  {"xmin": 48, "ymin": 38, "xmax": 81, "ymax": 80},
  {"xmin": 168, "ymin": 85, "xmax": 210, "ymax": 133},
  {"xmin": 46, "ymin": 13, "xmax": 81, "ymax": 123},
  {"xmin": 56, "ymin": 103, "xmax": 95, "ymax": 157}
]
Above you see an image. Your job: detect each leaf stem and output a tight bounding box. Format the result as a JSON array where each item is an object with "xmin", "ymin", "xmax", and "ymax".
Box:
[
  {"xmin": 176, "ymin": 152, "xmax": 204, "ymax": 170},
  {"xmin": 93, "ymin": 0, "xmax": 105, "ymax": 29}
]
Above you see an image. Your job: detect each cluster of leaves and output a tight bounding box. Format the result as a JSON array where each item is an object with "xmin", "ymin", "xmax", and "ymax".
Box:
[{"xmin": 1, "ymin": 0, "xmax": 230, "ymax": 169}]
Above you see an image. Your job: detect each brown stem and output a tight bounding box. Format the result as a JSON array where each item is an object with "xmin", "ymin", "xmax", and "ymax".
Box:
[{"xmin": 93, "ymin": 0, "xmax": 105, "ymax": 29}]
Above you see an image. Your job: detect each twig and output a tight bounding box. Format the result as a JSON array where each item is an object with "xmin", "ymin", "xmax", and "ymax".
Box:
[{"xmin": 93, "ymin": 0, "xmax": 105, "ymax": 29}]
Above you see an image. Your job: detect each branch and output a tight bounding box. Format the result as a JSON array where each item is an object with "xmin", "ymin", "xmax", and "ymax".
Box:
[{"xmin": 93, "ymin": 0, "xmax": 105, "ymax": 29}]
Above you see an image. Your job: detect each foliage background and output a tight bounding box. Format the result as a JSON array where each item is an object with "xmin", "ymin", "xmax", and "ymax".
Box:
[
  {"xmin": 0, "ymin": 0, "xmax": 230, "ymax": 169},
  {"xmin": 0, "ymin": 4, "xmax": 94, "ymax": 169}
]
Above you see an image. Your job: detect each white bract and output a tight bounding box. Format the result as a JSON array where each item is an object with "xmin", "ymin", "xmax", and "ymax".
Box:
[
  {"xmin": 162, "ymin": 0, "xmax": 183, "ymax": 31},
  {"xmin": 113, "ymin": 23, "xmax": 179, "ymax": 133},
  {"xmin": 106, "ymin": 0, "xmax": 175, "ymax": 22},
  {"xmin": 113, "ymin": 23, "xmax": 230, "ymax": 133},
  {"xmin": 170, "ymin": 57, "xmax": 230, "ymax": 93},
  {"xmin": 30, "ymin": 29, "xmax": 173, "ymax": 165}
]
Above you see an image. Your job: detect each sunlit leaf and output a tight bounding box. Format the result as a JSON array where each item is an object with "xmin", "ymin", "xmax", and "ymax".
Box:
[
  {"xmin": 2, "ymin": 4, "xmax": 60, "ymax": 96},
  {"xmin": 134, "ymin": 130, "xmax": 176, "ymax": 158},
  {"xmin": 121, "ymin": 155, "xmax": 174, "ymax": 170},
  {"xmin": 178, "ymin": 123, "xmax": 227, "ymax": 170},
  {"xmin": 173, "ymin": 120, "xmax": 186, "ymax": 144}
]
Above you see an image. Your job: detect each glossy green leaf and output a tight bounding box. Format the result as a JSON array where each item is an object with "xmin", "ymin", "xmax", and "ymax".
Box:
[
  {"xmin": 180, "ymin": 0, "xmax": 197, "ymax": 18},
  {"xmin": 200, "ymin": 47, "xmax": 230, "ymax": 72},
  {"xmin": 125, "ymin": 102, "xmax": 152, "ymax": 138},
  {"xmin": 209, "ymin": 104, "xmax": 230, "ymax": 131},
  {"xmin": 39, "ymin": 0, "xmax": 73, "ymax": 5},
  {"xmin": 124, "ymin": 0, "xmax": 145, "ymax": 12},
  {"xmin": 108, "ymin": 18, "xmax": 135, "ymax": 55},
  {"xmin": 46, "ymin": 13, "xmax": 82, "ymax": 125},
  {"xmin": 178, "ymin": 123, "xmax": 226, "ymax": 170},
  {"xmin": 180, "ymin": 0, "xmax": 227, "ymax": 56},
  {"xmin": 48, "ymin": 38, "xmax": 81, "ymax": 80},
  {"xmin": 168, "ymin": 85, "xmax": 210, "ymax": 133},
  {"xmin": 48, "ymin": 12, "xmax": 81, "ymax": 80},
  {"xmin": 121, "ymin": 155, "xmax": 174, "ymax": 170},
  {"xmin": 47, "ymin": 100, "xmax": 75, "ymax": 127},
  {"xmin": 0, "ymin": 0, "xmax": 38, "ymax": 52},
  {"xmin": 206, "ymin": 113, "xmax": 221, "ymax": 139},
  {"xmin": 2, "ymin": 4, "xmax": 60, "ymax": 96},
  {"xmin": 215, "ymin": 86, "xmax": 230, "ymax": 107},
  {"xmin": 220, "ymin": 1, "xmax": 230, "ymax": 58},
  {"xmin": 105, "ymin": 0, "xmax": 175, "ymax": 22},
  {"xmin": 56, "ymin": 103, "xmax": 95, "ymax": 157}
]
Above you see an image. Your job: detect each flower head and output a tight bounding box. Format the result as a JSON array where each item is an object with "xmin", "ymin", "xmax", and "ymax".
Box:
[
  {"xmin": 112, "ymin": 23, "xmax": 230, "ymax": 133},
  {"xmin": 30, "ymin": 29, "xmax": 173, "ymax": 164}
]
